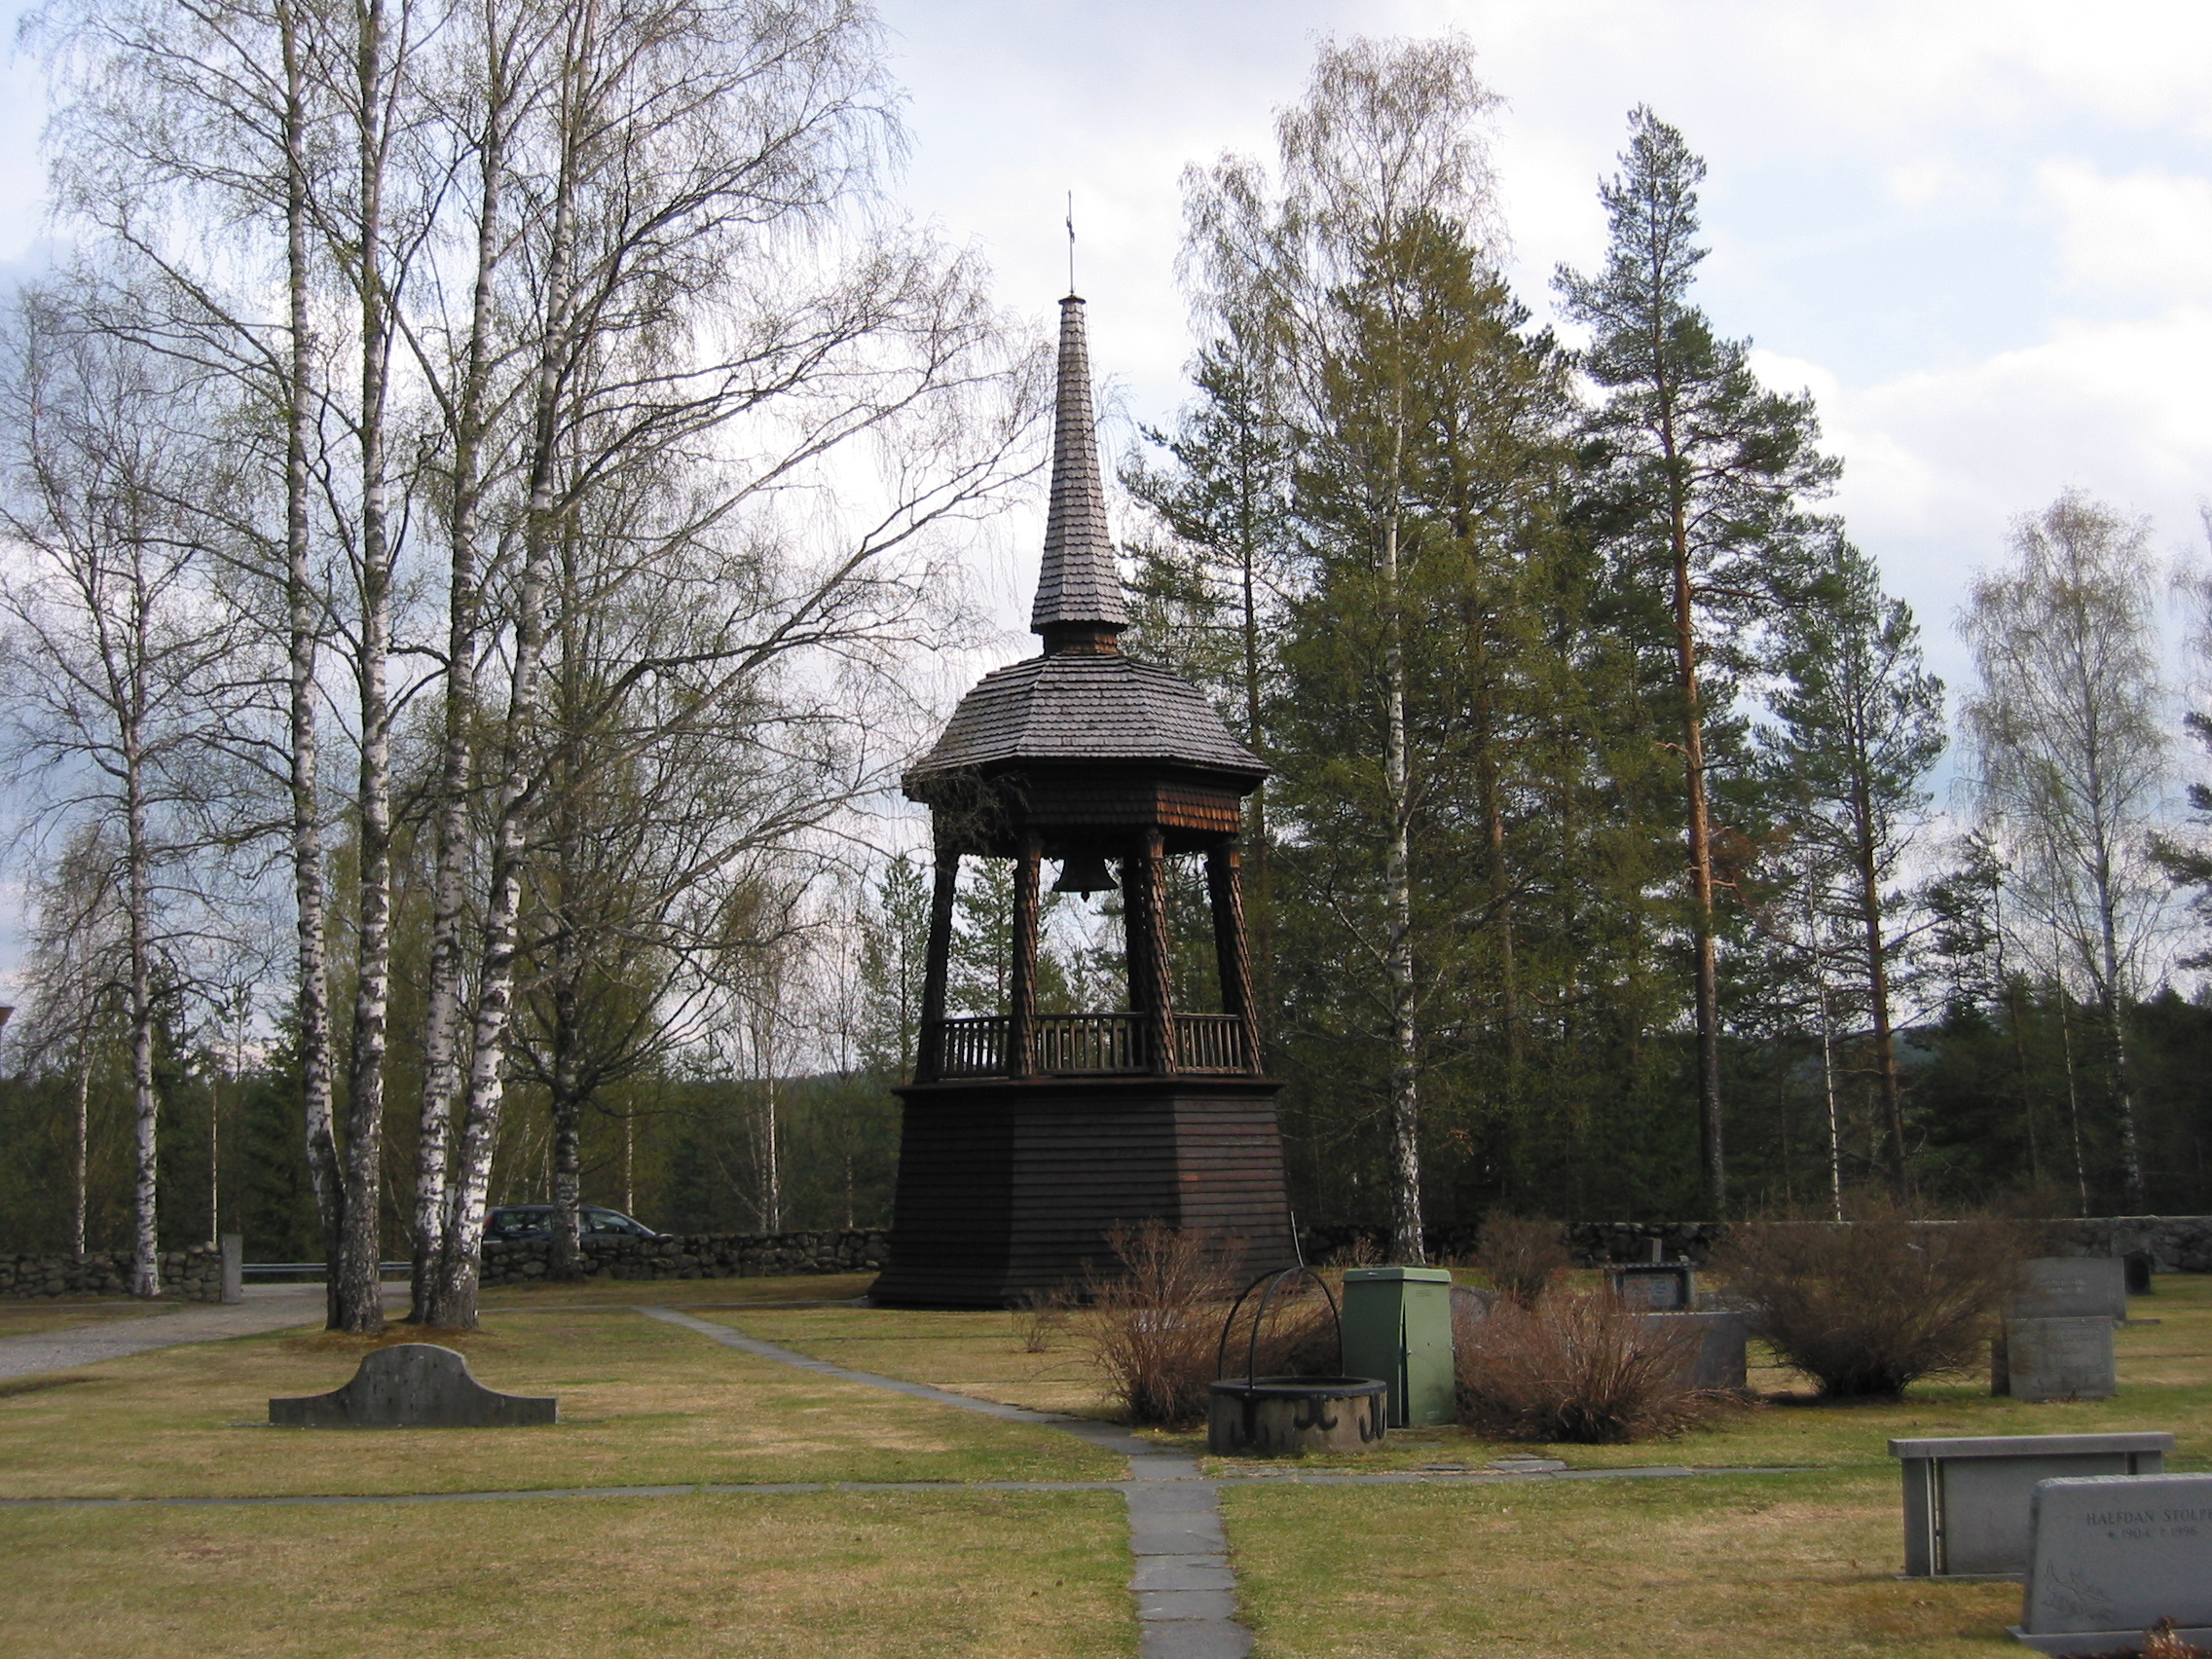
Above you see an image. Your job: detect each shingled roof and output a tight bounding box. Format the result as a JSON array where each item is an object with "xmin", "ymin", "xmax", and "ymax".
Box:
[
  {"xmin": 909, "ymin": 651, "xmax": 1265, "ymax": 780},
  {"xmin": 1029, "ymin": 296, "xmax": 1128, "ymax": 633},
  {"xmin": 908, "ymin": 292, "xmax": 1265, "ymax": 791}
]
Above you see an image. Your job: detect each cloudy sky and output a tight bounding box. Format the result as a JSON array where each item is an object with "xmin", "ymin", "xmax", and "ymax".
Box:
[
  {"xmin": 860, "ymin": 0, "xmax": 2212, "ymax": 692},
  {"xmin": 0, "ymin": 0, "xmax": 2200, "ymax": 682}
]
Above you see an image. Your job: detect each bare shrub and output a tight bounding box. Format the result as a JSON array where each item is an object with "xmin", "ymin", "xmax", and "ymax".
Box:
[
  {"xmin": 1079, "ymin": 1227, "xmax": 1345, "ymax": 1427},
  {"xmin": 1011, "ymin": 1288, "xmax": 1068, "ymax": 1354},
  {"xmin": 2145, "ymin": 1618, "xmax": 2211, "ymax": 1659},
  {"xmin": 1714, "ymin": 1203, "xmax": 2025, "ymax": 1400},
  {"xmin": 1474, "ymin": 1214, "xmax": 1571, "ymax": 1308},
  {"xmin": 1454, "ymin": 1288, "xmax": 1720, "ymax": 1444},
  {"xmin": 1079, "ymin": 1222, "xmax": 1233, "ymax": 1428},
  {"xmin": 1322, "ymin": 1234, "xmax": 1382, "ymax": 1270}
]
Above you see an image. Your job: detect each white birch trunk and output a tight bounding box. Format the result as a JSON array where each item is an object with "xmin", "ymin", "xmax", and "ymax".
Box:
[
  {"xmin": 411, "ymin": 3, "xmax": 513, "ymax": 1322},
  {"xmin": 334, "ymin": 0, "xmax": 396, "ymax": 1335}
]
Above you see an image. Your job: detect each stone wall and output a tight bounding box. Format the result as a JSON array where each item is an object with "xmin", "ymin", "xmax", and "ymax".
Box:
[
  {"xmin": 0, "ymin": 1245, "xmax": 224, "ymax": 1302},
  {"xmin": 477, "ymin": 1227, "xmax": 891, "ymax": 1285},
  {"xmin": 1565, "ymin": 1216, "xmax": 2212, "ymax": 1271}
]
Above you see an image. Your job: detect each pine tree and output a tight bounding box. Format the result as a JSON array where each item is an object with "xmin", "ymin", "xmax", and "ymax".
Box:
[
  {"xmin": 1557, "ymin": 107, "xmax": 1838, "ymax": 1212},
  {"xmin": 1763, "ymin": 537, "xmax": 1945, "ymax": 1197}
]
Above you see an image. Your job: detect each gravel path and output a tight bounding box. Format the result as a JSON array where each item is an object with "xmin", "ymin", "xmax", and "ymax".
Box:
[{"xmin": 0, "ymin": 1285, "xmax": 401, "ymax": 1382}]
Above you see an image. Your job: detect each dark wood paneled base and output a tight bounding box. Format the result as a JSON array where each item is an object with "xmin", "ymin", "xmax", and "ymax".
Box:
[{"xmin": 872, "ymin": 1075, "xmax": 1297, "ymax": 1308}]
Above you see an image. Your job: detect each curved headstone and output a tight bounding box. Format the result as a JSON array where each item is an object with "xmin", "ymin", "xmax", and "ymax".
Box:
[{"xmin": 269, "ymin": 1343, "xmax": 557, "ymax": 1427}]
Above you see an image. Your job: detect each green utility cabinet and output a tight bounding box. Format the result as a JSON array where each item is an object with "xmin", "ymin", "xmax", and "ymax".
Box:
[{"xmin": 1341, "ymin": 1266, "xmax": 1456, "ymax": 1427}]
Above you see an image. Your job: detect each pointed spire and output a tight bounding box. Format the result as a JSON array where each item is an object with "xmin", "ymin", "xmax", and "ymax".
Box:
[{"xmin": 1030, "ymin": 294, "xmax": 1127, "ymax": 646}]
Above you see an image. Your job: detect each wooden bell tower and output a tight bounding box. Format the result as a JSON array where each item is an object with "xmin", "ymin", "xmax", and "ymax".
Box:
[{"xmin": 870, "ymin": 293, "xmax": 1298, "ymax": 1308}]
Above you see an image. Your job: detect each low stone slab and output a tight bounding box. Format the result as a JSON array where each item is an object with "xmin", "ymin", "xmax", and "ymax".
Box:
[
  {"xmin": 269, "ymin": 1344, "xmax": 557, "ymax": 1427},
  {"xmin": 1641, "ymin": 1309, "xmax": 1748, "ymax": 1392},
  {"xmin": 1891, "ymin": 1432, "xmax": 2172, "ymax": 1577},
  {"xmin": 1995, "ymin": 1316, "xmax": 2118, "ymax": 1403},
  {"xmin": 2013, "ymin": 1258, "xmax": 2127, "ymax": 1322},
  {"xmin": 2012, "ymin": 1473, "xmax": 2212, "ymax": 1654}
]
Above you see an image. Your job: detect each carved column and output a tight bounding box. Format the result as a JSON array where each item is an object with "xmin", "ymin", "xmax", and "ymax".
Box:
[
  {"xmin": 916, "ymin": 847, "xmax": 959, "ymax": 1083},
  {"xmin": 1138, "ymin": 827, "xmax": 1178, "ymax": 1074},
  {"xmin": 1206, "ymin": 837, "xmax": 1260, "ymax": 1073},
  {"xmin": 1010, "ymin": 833, "xmax": 1041, "ymax": 1078}
]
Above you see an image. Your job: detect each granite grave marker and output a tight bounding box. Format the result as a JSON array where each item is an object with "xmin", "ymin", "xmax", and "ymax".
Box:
[
  {"xmin": 269, "ymin": 1344, "xmax": 557, "ymax": 1427},
  {"xmin": 2012, "ymin": 1473, "xmax": 2212, "ymax": 1654}
]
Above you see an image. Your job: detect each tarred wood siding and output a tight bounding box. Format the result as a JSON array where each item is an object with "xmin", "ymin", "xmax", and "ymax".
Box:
[{"xmin": 870, "ymin": 1076, "xmax": 1298, "ymax": 1308}]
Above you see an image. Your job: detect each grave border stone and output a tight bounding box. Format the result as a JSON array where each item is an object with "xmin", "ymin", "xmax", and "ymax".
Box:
[{"xmin": 1891, "ymin": 1432, "xmax": 2172, "ymax": 1578}]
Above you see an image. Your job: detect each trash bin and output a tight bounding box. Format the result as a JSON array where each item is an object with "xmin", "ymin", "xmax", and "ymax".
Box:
[{"xmin": 1341, "ymin": 1266, "xmax": 1456, "ymax": 1427}]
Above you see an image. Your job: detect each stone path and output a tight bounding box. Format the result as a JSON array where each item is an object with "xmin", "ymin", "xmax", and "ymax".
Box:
[
  {"xmin": 643, "ymin": 1305, "xmax": 1252, "ymax": 1659},
  {"xmin": 0, "ymin": 1285, "xmax": 403, "ymax": 1382}
]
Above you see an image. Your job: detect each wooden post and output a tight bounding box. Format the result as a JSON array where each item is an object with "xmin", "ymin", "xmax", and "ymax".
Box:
[
  {"xmin": 1121, "ymin": 850, "xmax": 1149, "ymax": 1043},
  {"xmin": 917, "ymin": 847, "xmax": 959, "ymax": 1083},
  {"xmin": 1139, "ymin": 828, "xmax": 1178, "ymax": 1074},
  {"xmin": 1010, "ymin": 833, "xmax": 1041, "ymax": 1078},
  {"xmin": 1207, "ymin": 837, "xmax": 1260, "ymax": 1074}
]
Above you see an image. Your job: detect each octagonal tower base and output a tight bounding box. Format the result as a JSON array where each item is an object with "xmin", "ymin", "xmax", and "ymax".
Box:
[{"xmin": 871, "ymin": 1074, "xmax": 1297, "ymax": 1309}]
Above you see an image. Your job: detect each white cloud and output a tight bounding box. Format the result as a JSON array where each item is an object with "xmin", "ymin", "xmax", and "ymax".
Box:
[{"xmin": 2040, "ymin": 161, "xmax": 2212, "ymax": 303}]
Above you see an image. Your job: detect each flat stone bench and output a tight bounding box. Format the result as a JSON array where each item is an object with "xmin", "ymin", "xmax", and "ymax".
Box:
[
  {"xmin": 270, "ymin": 1344, "xmax": 558, "ymax": 1428},
  {"xmin": 1892, "ymin": 1431, "xmax": 2172, "ymax": 1577}
]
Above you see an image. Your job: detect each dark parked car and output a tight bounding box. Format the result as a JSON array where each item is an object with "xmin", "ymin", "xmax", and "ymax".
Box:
[{"xmin": 483, "ymin": 1204, "xmax": 662, "ymax": 1241}]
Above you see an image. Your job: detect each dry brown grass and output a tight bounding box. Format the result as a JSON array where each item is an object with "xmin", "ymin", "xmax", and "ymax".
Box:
[
  {"xmin": 0, "ymin": 1488, "xmax": 1132, "ymax": 1659},
  {"xmin": 1454, "ymin": 1287, "xmax": 1725, "ymax": 1443}
]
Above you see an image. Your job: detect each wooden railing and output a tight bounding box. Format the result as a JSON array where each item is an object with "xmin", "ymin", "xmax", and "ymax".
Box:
[
  {"xmin": 1033, "ymin": 1014, "xmax": 1142, "ymax": 1074},
  {"xmin": 926, "ymin": 1013, "xmax": 1251, "ymax": 1078},
  {"xmin": 1173, "ymin": 1014, "xmax": 1248, "ymax": 1074},
  {"xmin": 935, "ymin": 1015, "xmax": 1009, "ymax": 1078}
]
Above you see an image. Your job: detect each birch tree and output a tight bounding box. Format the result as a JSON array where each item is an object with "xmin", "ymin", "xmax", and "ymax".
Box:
[
  {"xmin": 0, "ymin": 284, "xmax": 239, "ymax": 1295},
  {"xmin": 1963, "ymin": 490, "xmax": 2168, "ymax": 1209},
  {"xmin": 33, "ymin": 0, "xmax": 365, "ymax": 1326},
  {"xmin": 414, "ymin": 0, "xmax": 1037, "ymax": 1326},
  {"xmin": 1180, "ymin": 34, "xmax": 1503, "ymax": 1263}
]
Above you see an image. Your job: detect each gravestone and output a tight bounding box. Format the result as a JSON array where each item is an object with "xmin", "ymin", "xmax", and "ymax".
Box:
[
  {"xmin": 2123, "ymin": 1251, "xmax": 2156, "ymax": 1296},
  {"xmin": 1994, "ymin": 1317, "xmax": 2118, "ymax": 1402},
  {"xmin": 2012, "ymin": 1473, "xmax": 2212, "ymax": 1654},
  {"xmin": 1604, "ymin": 1263, "xmax": 1694, "ymax": 1310},
  {"xmin": 1892, "ymin": 1432, "xmax": 2171, "ymax": 1577},
  {"xmin": 219, "ymin": 1234, "xmax": 243, "ymax": 1306},
  {"xmin": 2014, "ymin": 1258, "xmax": 2127, "ymax": 1321},
  {"xmin": 1641, "ymin": 1309, "xmax": 1748, "ymax": 1392},
  {"xmin": 269, "ymin": 1344, "xmax": 557, "ymax": 1427}
]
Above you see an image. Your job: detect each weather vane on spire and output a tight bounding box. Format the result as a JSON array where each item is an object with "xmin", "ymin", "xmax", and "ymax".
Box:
[{"xmin": 1066, "ymin": 190, "xmax": 1076, "ymax": 295}]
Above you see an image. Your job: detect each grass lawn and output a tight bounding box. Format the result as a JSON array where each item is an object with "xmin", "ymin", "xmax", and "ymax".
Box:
[
  {"xmin": 0, "ymin": 1300, "xmax": 189, "ymax": 1338},
  {"xmin": 1223, "ymin": 1468, "xmax": 2018, "ymax": 1658},
  {"xmin": 0, "ymin": 1489, "xmax": 1133, "ymax": 1659},
  {"xmin": 714, "ymin": 1304, "xmax": 1122, "ymax": 1419},
  {"xmin": 0, "ymin": 1303, "xmax": 1117, "ymax": 1498},
  {"xmin": 717, "ymin": 1274, "xmax": 2212, "ymax": 1480},
  {"xmin": 479, "ymin": 1271, "xmax": 878, "ymax": 1310},
  {"xmin": 9, "ymin": 1266, "xmax": 2208, "ymax": 1657}
]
